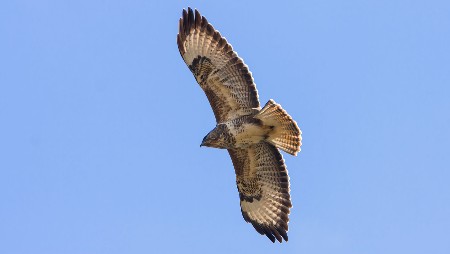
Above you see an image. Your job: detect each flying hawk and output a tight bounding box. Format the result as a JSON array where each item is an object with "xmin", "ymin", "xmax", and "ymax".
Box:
[{"xmin": 177, "ymin": 8, "xmax": 302, "ymax": 243}]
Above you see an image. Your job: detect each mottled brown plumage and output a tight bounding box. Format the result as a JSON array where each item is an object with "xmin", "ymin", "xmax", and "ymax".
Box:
[{"xmin": 177, "ymin": 7, "xmax": 302, "ymax": 243}]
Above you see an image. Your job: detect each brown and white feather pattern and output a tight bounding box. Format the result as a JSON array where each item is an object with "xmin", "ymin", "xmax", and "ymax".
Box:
[
  {"xmin": 177, "ymin": 8, "xmax": 260, "ymax": 123},
  {"xmin": 228, "ymin": 142, "xmax": 292, "ymax": 243},
  {"xmin": 255, "ymin": 100, "xmax": 302, "ymax": 156},
  {"xmin": 178, "ymin": 8, "xmax": 298, "ymax": 243}
]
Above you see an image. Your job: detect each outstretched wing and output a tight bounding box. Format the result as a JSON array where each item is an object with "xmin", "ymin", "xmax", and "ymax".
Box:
[
  {"xmin": 228, "ymin": 142, "xmax": 292, "ymax": 243},
  {"xmin": 177, "ymin": 8, "xmax": 260, "ymax": 123}
]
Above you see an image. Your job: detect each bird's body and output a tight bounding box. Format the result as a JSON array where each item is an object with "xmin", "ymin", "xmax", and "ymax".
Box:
[
  {"xmin": 202, "ymin": 114, "xmax": 270, "ymax": 149},
  {"xmin": 177, "ymin": 8, "xmax": 302, "ymax": 243}
]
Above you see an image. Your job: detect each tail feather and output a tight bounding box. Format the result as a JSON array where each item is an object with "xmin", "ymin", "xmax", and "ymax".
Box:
[{"xmin": 255, "ymin": 100, "xmax": 302, "ymax": 156}]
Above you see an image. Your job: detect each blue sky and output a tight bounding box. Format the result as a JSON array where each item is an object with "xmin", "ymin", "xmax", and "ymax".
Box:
[{"xmin": 1, "ymin": 0, "xmax": 449, "ymax": 253}]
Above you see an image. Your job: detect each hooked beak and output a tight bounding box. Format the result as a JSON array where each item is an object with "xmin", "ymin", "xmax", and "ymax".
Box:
[{"xmin": 200, "ymin": 136, "xmax": 207, "ymax": 147}]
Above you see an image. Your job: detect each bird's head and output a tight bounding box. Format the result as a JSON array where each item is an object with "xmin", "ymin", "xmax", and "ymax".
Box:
[{"xmin": 200, "ymin": 124, "xmax": 231, "ymax": 149}]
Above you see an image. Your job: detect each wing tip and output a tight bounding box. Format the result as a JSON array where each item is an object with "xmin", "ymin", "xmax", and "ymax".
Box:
[
  {"xmin": 179, "ymin": 7, "xmax": 202, "ymax": 35},
  {"xmin": 178, "ymin": 7, "xmax": 207, "ymax": 55},
  {"xmin": 243, "ymin": 211, "xmax": 290, "ymax": 243},
  {"xmin": 261, "ymin": 224, "xmax": 289, "ymax": 243}
]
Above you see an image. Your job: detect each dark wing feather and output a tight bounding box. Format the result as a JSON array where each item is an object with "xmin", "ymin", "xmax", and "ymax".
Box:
[
  {"xmin": 177, "ymin": 8, "xmax": 260, "ymax": 123},
  {"xmin": 228, "ymin": 142, "xmax": 292, "ymax": 243}
]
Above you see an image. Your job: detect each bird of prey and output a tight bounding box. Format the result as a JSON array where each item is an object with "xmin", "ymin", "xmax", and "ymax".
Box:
[{"xmin": 177, "ymin": 8, "xmax": 302, "ymax": 243}]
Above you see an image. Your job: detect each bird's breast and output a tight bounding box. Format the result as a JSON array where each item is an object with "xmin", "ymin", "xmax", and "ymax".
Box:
[{"xmin": 227, "ymin": 116, "xmax": 270, "ymax": 148}]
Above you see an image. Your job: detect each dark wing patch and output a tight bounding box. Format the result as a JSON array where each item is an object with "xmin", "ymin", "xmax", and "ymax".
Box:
[
  {"xmin": 189, "ymin": 56, "xmax": 214, "ymax": 84},
  {"xmin": 177, "ymin": 8, "xmax": 260, "ymax": 123},
  {"xmin": 228, "ymin": 142, "xmax": 292, "ymax": 243}
]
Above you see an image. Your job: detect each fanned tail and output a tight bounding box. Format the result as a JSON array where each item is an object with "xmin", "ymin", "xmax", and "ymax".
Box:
[{"xmin": 255, "ymin": 100, "xmax": 302, "ymax": 156}]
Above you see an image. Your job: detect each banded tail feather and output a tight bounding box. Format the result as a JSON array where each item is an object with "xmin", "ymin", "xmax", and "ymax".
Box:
[{"xmin": 255, "ymin": 100, "xmax": 302, "ymax": 156}]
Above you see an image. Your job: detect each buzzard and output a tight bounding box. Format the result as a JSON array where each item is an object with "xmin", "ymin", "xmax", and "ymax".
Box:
[{"xmin": 177, "ymin": 8, "xmax": 302, "ymax": 243}]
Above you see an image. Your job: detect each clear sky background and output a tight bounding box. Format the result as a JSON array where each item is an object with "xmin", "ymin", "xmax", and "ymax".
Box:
[{"xmin": 1, "ymin": 0, "xmax": 449, "ymax": 253}]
